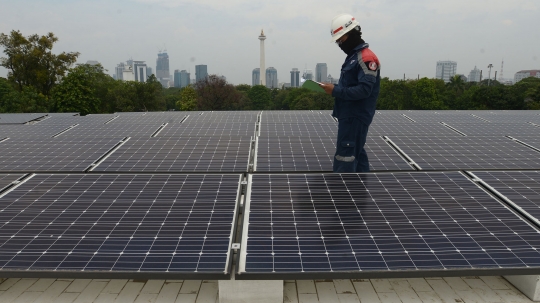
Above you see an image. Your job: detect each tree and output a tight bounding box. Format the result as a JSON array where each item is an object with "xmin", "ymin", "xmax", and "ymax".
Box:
[
  {"xmin": 0, "ymin": 30, "xmax": 79, "ymax": 97},
  {"xmin": 194, "ymin": 75, "xmax": 243, "ymax": 110},
  {"xmin": 52, "ymin": 64, "xmax": 113, "ymax": 115},
  {"xmin": 177, "ymin": 86, "xmax": 197, "ymax": 111},
  {"xmin": 0, "ymin": 85, "xmax": 48, "ymax": 113},
  {"xmin": 247, "ymin": 85, "xmax": 271, "ymax": 110},
  {"xmin": 411, "ymin": 78, "xmax": 446, "ymax": 110}
]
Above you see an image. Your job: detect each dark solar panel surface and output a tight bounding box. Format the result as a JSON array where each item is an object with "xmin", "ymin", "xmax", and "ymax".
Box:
[
  {"xmin": 260, "ymin": 123, "xmax": 337, "ymax": 137},
  {"xmin": 262, "ymin": 111, "xmax": 335, "ymax": 124},
  {"xmin": 0, "ymin": 175, "xmax": 23, "ymax": 192},
  {"xmin": 388, "ymin": 136, "xmax": 540, "ymax": 170},
  {"xmin": 368, "ymin": 123, "xmax": 462, "ymax": 137},
  {"xmin": 238, "ymin": 172, "xmax": 540, "ymax": 278},
  {"xmin": 0, "ymin": 138, "xmax": 124, "ymax": 172},
  {"xmin": 371, "ymin": 112, "xmax": 414, "ymax": 124},
  {"xmin": 255, "ymin": 136, "xmax": 412, "ymax": 172},
  {"xmin": 471, "ymin": 171, "xmax": 540, "ymax": 226},
  {"xmin": 0, "ymin": 125, "xmax": 76, "ymax": 139},
  {"xmin": 402, "ymin": 112, "xmax": 488, "ymax": 123},
  {"xmin": 111, "ymin": 113, "xmax": 187, "ymax": 124},
  {"xmin": 93, "ymin": 136, "xmax": 252, "ymax": 173},
  {"xmin": 0, "ymin": 174, "xmax": 239, "ymax": 277},
  {"xmin": 444, "ymin": 124, "xmax": 540, "ymax": 136},
  {"xmin": 0, "ymin": 114, "xmax": 47, "ymax": 124},
  {"xmin": 37, "ymin": 115, "xmax": 117, "ymax": 126},
  {"xmin": 185, "ymin": 112, "xmax": 260, "ymax": 123},
  {"xmin": 158, "ymin": 123, "xmax": 256, "ymax": 137},
  {"xmin": 60, "ymin": 124, "xmax": 163, "ymax": 138},
  {"xmin": 509, "ymin": 136, "xmax": 540, "ymax": 150},
  {"xmin": 469, "ymin": 111, "xmax": 540, "ymax": 123}
]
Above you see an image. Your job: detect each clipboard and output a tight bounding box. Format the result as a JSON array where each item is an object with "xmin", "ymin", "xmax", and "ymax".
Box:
[{"xmin": 300, "ymin": 78, "xmax": 325, "ymax": 93}]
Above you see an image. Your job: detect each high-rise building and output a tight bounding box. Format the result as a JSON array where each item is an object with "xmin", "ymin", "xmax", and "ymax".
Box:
[
  {"xmin": 303, "ymin": 69, "xmax": 313, "ymax": 81},
  {"xmin": 174, "ymin": 70, "xmax": 181, "ymax": 87},
  {"xmin": 436, "ymin": 61, "xmax": 457, "ymax": 83},
  {"xmin": 179, "ymin": 70, "xmax": 190, "ymax": 88},
  {"xmin": 195, "ymin": 65, "xmax": 208, "ymax": 82},
  {"xmin": 468, "ymin": 66, "xmax": 481, "ymax": 82},
  {"xmin": 115, "ymin": 62, "xmax": 126, "ymax": 81},
  {"xmin": 252, "ymin": 68, "xmax": 260, "ymax": 86},
  {"xmin": 290, "ymin": 68, "xmax": 300, "ymax": 87},
  {"xmin": 133, "ymin": 61, "xmax": 147, "ymax": 83},
  {"xmin": 315, "ymin": 63, "xmax": 328, "ymax": 83},
  {"xmin": 146, "ymin": 67, "xmax": 153, "ymax": 78},
  {"xmin": 156, "ymin": 52, "xmax": 170, "ymax": 80},
  {"xmin": 327, "ymin": 74, "xmax": 338, "ymax": 84},
  {"xmin": 266, "ymin": 67, "xmax": 278, "ymax": 88},
  {"xmin": 259, "ymin": 30, "xmax": 266, "ymax": 86},
  {"xmin": 514, "ymin": 70, "xmax": 540, "ymax": 83}
]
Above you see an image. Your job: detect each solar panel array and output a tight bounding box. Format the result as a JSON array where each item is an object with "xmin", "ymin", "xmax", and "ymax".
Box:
[
  {"xmin": 0, "ymin": 113, "xmax": 47, "ymax": 124},
  {"xmin": 0, "ymin": 110, "xmax": 539, "ymax": 280},
  {"xmin": 238, "ymin": 173, "xmax": 540, "ymax": 279}
]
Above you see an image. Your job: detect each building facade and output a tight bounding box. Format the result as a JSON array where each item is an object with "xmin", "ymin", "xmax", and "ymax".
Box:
[
  {"xmin": 179, "ymin": 70, "xmax": 190, "ymax": 88},
  {"xmin": 259, "ymin": 30, "xmax": 266, "ymax": 86},
  {"xmin": 133, "ymin": 61, "xmax": 147, "ymax": 83},
  {"xmin": 195, "ymin": 65, "xmax": 208, "ymax": 82},
  {"xmin": 315, "ymin": 63, "xmax": 328, "ymax": 83},
  {"xmin": 115, "ymin": 62, "xmax": 126, "ymax": 81},
  {"xmin": 146, "ymin": 67, "xmax": 153, "ymax": 78},
  {"xmin": 303, "ymin": 69, "xmax": 313, "ymax": 81},
  {"xmin": 514, "ymin": 70, "xmax": 540, "ymax": 83},
  {"xmin": 290, "ymin": 68, "xmax": 300, "ymax": 87},
  {"xmin": 266, "ymin": 67, "xmax": 278, "ymax": 88},
  {"xmin": 252, "ymin": 68, "xmax": 260, "ymax": 86},
  {"xmin": 468, "ymin": 66, "xmax": 481, "ymax": 82},
  {"xmin": 436, "ymin": 61, "xmax": 457, "ymax": 83},
  {"xmin": 156, "ymin": 52, "xmax": 170, "ymax": 80}
]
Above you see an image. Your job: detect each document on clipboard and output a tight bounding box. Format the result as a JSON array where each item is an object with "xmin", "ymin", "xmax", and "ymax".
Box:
[{"xmin": 300, "ymin": 78, "xmax": 325, "ymax": 93}]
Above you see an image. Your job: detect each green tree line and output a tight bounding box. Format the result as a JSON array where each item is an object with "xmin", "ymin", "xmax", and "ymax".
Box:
[{"xmin": 1, "ymin": 30, "xmax": 540, "ymax": 114}]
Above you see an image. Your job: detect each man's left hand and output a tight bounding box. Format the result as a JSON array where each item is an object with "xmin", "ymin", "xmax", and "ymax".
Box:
[{"xmin": 319, "ymin": 83, "xmax": 334, "ymax": 95}]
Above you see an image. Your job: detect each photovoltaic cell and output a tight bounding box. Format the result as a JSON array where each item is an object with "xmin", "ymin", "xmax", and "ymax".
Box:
[
  {"xmin": 93, "ymin": 136, "xmax": 252, "ymax": 173},
  {"xmin": 60, "ymin": 124, "xmax": 164, "ymax": 138},
  {"xmin": 371, "ymin": 112, "xmax": 414, "ymax": 124},
  {"xmin": 0, "ymin": 114, "xmax": 47, "ymax": 124},
  {"xmin": 0, "ymin": 175, "xmax": 24, "ymax": 192},
  {"xmin": 262, "ymin": 112, "xmax": 335, "ymax": 123},
  {"xmin": 388, "ymin": 136, "xmax": 540, "ymax": 170},
  {"xmin": 471, "ymin": 171, "xmax": 540, "ymax": 227},
  {"xmin": 444, "ymin": 124, "xmax": 540, "ymax": 136},
  {"xmin": 0, "ymin": 125, "xmax": 75, "ymax": 139},
  {"xmin": 260, "ymin": 123, "xmax": 337, "ymax": 137},
  {"xmin": 255, "ymin": 136, "xmax": 413, "ymax": 172},
  {"xmin": 0, "ymin": 138, "xmax": 124, "ymax": 172},
  {"xmin": 37, "ymin": 114, "xmax": 118, "ymax": 126},
  {"xmin": 185, "ymin": 112, "xmax": 260, "ymax": 124},
  {"xmin": 403, "ymin": 112, "xmax": 487, "ymax": 124},
  {"xmin": 368, "ymin": 124, "xmax": 461, "ymax": 137},
  {"xmin": 238, "ymin": 172, "xmax": 540, "ymax": 279},
  {"xmin": 158, "ymin": 123, "xmax": 256, "ymax": 137},
  {"xmin": 0, "ymin": 174, "xmax": 240, "ymax": 278},
  {"xmin": 111, "ymin": 113, "xmax": 187, "ymax": 124}
]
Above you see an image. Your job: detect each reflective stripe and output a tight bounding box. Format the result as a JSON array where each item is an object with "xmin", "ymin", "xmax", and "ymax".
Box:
[
  {"xmin": 335, "ymin": 155, "xmax": 355, "ymax": 162},
  {"xmin": 357, "ymin": 51, "xmax": 378, "ymax": 77}
]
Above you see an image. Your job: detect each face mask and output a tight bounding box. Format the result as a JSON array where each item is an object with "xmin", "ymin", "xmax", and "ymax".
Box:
[{"xmin": 338, "ymin": 32, "xmax": 363, "ymax": 55}]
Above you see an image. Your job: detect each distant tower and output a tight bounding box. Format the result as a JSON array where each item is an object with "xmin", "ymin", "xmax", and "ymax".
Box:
[
  {"xmin": 259, "ymin": 29, "xmax": 266, "ymax": 86},
  {"xmin": 500, "ymin": 59, "xmax": 504, "ymax": 80}
]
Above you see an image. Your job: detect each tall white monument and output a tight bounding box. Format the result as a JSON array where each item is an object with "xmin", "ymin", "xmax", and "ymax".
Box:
[{"xmin": 259, "ymin": 29, "xmax": 266, "ymax": 86}]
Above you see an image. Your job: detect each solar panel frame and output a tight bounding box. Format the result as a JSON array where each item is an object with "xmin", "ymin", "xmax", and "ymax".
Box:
[
  {"xmin": 260, "ymin": 123, "xmax": 337, "ymax": 137},
  {"xmin": 368, "ymin": 124, "xmax": 463, "ymax": 137},
  {"xmin": 442, "ymin": 123, "xmax": 540, "ymax": 136},
  {"xmin": 58, "ymin": 124, "xmax": 165, "ymax": 138},
  {"xmin": 0, "ymin": 125, "xmax": 77, "ymax": 139},
  {"xmin": 236, "ymin": 172, "xmax": 540, "ymax": 280},
  {"xmin": 0, "ymin": 114, "xmax": 48, "ymax": 125},
  {"xmin": 0, "ymin": 173, "xmax": 242, "ymax": 279},
  {"xmin": 157, "ymin": 123, "xmax": 257, "ymax": 137},
  {"xmin": 0, "ymin": 175, "xmax": 25, "ymax": 193}
]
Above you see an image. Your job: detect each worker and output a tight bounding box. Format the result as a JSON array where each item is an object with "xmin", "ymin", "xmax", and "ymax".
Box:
[{"xmin": 319, "ymin": 14, "xmax": 380, "ymax": 173}]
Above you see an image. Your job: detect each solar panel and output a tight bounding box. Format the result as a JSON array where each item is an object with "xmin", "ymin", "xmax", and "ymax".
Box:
[
  {"xmin": 111, "ymin": 113, "xmax": 187, "ymax": 124},
  {"xmin": 158, "ymin": 123, "xmax": 256, "ymax": 137},
  {"xmin": 402, "ymin": 112, "xmax": 488, "ymax": 123},
  {"xmin": 36, "ymin": 115, "xmax": 117, "ymax": 126},
  {"xmin": 260, "ymin": 123, "xmax": 337, "ymax": 137},
  {"xmin": 0, "ymin": 114, "xmax": 47, "ymax": 124},
  {"xmin": 59, "ymin": 124, "xmax": 164, "ymax": 138},
  {"xmin": 0, "ymin": 125, "xmax": 76, "ymax": 139},
  {"xmin": 442, "ymin": 123, "xmax": 540, "ymax": 136},
  {"xmin": 470, "ymin": 171, "xmax": 540, "ymax": 227},
  {"xmin": 0, "ymin": 175, "xmax": 25, "ymax": 192},
  {"xmin": 92, "ymin": 136, "xmax": 252, "ymax": 173},
  {"xmin": 255, "ymin": 136, "xmax": 413, "ymax": 172},
  {"xmin": 467, "ymin": 111, "xmax": 540, "ymax": 124},
  {"xmin": 0, "ymin": 174, "xmax": 240, "ymax": 279},
  {"xmin": 262, "ymin": 111, "xmax": 335, "ymax": 123},
  {"xmin": 0, "ymin": 138, "xmax": 124, "ymax": 172},
  {"xmin": 508, "ymin": 136, "xmax": 540, "ymax": 151},
  {"xmin": 237, "ymin": 172, "xmax": 540, "ymax": 279},
  {"xmin": 371, "ymin": 112, "xmax": 414, "ymax": 124},
  {"xmin": 368, "ymin": 124, "xmax": 462, "ymax": 137},
  {"xmin": 387, "ymin": 136, "xmax": 540, "ymax": 170},
  {"xmin": 185, "ymin": 112, "xmax": 260, "ymax": 124}
]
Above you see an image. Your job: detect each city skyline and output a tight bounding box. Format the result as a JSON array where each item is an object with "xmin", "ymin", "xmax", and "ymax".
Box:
[{"xmin": 0, "ymin": 0, "xmax": 538, "ymax": 85}]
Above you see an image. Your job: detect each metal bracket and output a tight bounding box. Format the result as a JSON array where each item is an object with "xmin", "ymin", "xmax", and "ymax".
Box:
[{"xmin": 231, "ymin": 243, "xmax": 241, "ymax": 252}]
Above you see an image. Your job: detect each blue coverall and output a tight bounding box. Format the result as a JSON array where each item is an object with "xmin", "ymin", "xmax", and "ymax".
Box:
[{"xmin": 331, "ymin": 43, "xmax": 381, "ymax": 173}]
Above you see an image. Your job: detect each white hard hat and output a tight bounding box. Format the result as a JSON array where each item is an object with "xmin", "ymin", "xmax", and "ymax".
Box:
[{"xmin": 330, "ymin": 14, "xmax": 360, "ymax": 42}]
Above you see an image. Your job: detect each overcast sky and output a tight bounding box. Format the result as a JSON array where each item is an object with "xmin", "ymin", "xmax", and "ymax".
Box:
[{"xmin": 1, "ymin": 0, "xmax": 539, "ymax": 85}]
